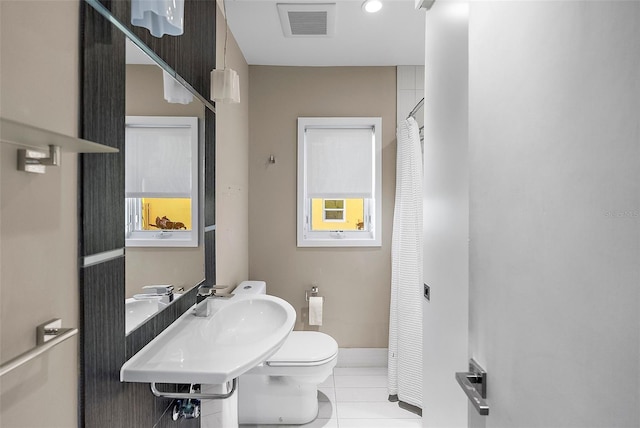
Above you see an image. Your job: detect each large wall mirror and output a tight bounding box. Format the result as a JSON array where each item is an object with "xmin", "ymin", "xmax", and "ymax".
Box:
[
  {"xmin": 124, "ymin": 40, "xmax": 205, "ymax": 334},
  {"xmin": 80, "ymin": 0, "xmax": 216, "ymax": 425}
]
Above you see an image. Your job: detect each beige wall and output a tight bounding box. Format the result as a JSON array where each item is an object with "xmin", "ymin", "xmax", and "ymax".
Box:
[
  {"xmin": 215, "ymin": 5, "xmax": 250, "ymax": 287},
  {"xmin": 124, "ymin": 64, "xmax": 205, "ymax": 298},
  {"xmin": 248, "ymin": 66, "xmax": 396, "ymax": 348},
  {"xmin": 0, "ymin": 1, "xmax": 79, "ymax": 427}
]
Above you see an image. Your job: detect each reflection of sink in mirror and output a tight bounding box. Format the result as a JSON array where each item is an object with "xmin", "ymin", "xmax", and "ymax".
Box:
[{"xmin": 125, "ymin": 293, "xmax": 182, "ymax": 334}]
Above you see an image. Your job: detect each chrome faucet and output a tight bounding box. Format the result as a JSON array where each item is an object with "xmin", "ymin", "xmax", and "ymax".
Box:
[
  {"xmin": 194, "ymin": 285, "xmax": 230, "ymax": 317},
  {"xmin": 140, "ymin": 285, "xmax": 174, "ymax": 305},
  {"xmin": 194, "ymin": 285, "xmax": 213, "ymax": 317}
]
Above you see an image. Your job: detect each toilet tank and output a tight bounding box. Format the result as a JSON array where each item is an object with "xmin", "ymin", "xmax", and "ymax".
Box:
[{"xmin": 232, "ymin": 280, "xmax": 266, "ymax": 295}]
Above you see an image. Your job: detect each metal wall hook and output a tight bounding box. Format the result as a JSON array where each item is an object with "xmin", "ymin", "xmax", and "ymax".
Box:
[{"xmin": 18, "ymin": 144, "xmax": 61, "ymax": 174}]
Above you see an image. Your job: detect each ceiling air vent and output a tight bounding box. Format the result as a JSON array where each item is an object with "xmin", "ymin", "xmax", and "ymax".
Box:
[{"xmin": 277, "ymin": 3, "xmax": 336, "ymax": 37}]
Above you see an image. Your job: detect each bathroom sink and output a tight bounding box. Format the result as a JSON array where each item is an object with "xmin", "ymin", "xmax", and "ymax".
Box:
[
  {"xmin": 125, "ymin": 298, "xmax": 159, "ymax": 334},
  {"xmin": 120, "ymin": 294, "xmax": 296, "ymax": 385},
  {"xmin": 125, "ymin": 293, "xmax": 182, "ymax": 334}
]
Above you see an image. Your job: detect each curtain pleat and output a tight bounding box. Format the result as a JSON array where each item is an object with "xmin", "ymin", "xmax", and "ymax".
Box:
[{"xmin": 388, "ymin": 117, "xmax": 423, "ymax": 408}]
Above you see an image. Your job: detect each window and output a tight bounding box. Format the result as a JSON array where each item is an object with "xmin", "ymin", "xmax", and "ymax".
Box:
[
  {"xmin": 125, "ymin": 116, "xmax": 199, "ymax": 247},
  {"xmin": 297, "ymin": 117, "xmax": 382, "ymax": 247},
  {"xmin": 323, "ymin": 199, "xmax": 345, "ymax": 222}
]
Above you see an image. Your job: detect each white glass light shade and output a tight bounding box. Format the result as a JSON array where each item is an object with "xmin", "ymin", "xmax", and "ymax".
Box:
[
  {"xmin": 131, "ymin": 0, "xmax": 185, "ymax": 38},
  {"xmin": 162, "ymin": 71, "xmax": 193, "ymax": 104},
  {"xmin": 211, "ymin": 68, "xmax": 241, "ymax": 104}
]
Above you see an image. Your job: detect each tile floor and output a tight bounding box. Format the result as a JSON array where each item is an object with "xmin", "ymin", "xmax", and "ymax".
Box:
[{"xmin": 240, "ymin": 367, "xmax": 421, "ymax": 428}]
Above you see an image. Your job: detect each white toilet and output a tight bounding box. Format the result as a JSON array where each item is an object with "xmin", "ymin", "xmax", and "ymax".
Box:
[{"xmin": 232, "ymin": 281, "xmax": 338, "ymax": 425}]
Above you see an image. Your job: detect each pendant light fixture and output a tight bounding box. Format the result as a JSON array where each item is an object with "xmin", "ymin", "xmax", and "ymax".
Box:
[
  {"xmin": 131, "ymin": 0, "xmax": 185, "ymax": 38},
  {"xmin": 211, "ymin": 0, "xmax": 240, "ymax": 104}
]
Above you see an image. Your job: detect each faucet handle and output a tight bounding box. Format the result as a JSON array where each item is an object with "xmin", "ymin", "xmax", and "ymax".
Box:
[
  {"xmin": 197, "ymin": 287, "xmax": 214, "ymax": 297},
  {"xmin": 142, "ymin": 285, "xmax": 174, "ymax": 295},
  {"xmin": 212, "ymin": 285, "xmax": 228, "ymax": 293},
  {"xmin": 195, "ymin": 286, "xmax": 214, "ymax": 317},
  {"xmin": 198, "ymin": 284, "xmax": 228, "ymax": 296}
]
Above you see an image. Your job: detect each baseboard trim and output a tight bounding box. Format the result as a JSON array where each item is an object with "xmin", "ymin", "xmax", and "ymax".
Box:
[{"xmin": 336, "ymin": 348, "xmax": 388, "ymax": 367}]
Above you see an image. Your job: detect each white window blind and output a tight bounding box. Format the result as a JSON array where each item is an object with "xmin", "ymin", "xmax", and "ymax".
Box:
[
  {"xmin": 125, "ymin": 126, "xmax": 192, "ymax": 198},
  {"xmin": 297, "ymin": 117, "xmax": 382, "ymax": 247},
  {"xmin": 306, "ymin": 127, "xmax": 374, "ymax": 199}
]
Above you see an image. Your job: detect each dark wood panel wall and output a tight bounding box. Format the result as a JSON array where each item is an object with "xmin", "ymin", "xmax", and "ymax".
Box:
[
  {"xmin": 204, "ymin": 108, "xmax": 217, "ymax": 286},
  {"xmin": 79, "ymin": 1, "xmax": 216, "ymax": 426},
  {"xmin": 79, "ymin": 0, "xmax": 126, "ymax": 256}
]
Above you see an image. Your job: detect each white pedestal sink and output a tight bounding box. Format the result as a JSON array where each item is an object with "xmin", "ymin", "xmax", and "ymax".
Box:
[{"xmin": 121, "ymin": 293, "xmax": 296, "ymax": 385}]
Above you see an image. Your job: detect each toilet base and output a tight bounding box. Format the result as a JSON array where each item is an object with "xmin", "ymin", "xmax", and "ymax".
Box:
[{"xmin": 237, "ymin": 375, "xmax": 319, "ymax": 425}]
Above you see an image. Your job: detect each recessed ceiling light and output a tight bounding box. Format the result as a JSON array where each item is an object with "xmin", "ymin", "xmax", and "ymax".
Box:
[{"xmin": 362, "ymin": 0, "xmax": 382, "ymax": 13}]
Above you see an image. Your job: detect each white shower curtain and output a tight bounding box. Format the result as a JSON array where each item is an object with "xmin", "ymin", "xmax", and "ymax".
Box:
[{"xmin": 388, "ymin": 117, "xmax": 423, "ymax": 408}]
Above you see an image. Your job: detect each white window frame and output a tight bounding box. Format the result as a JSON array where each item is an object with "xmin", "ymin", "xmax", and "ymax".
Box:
[
  {"xmin": 125, "ymin": 116, "xmax": 199, "ymax": 247},
  {"xmin": 297, "ymin": 117, "xmax": 382, "ymax": 247},
  {"xmin": 323, "ymin": 199, "xmax": 346, "ymax": 222}
]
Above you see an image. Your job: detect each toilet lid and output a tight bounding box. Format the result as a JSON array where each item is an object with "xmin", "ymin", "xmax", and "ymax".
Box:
[{"xmin": 266, "ymin": 331, "xmax": 338, "ymax": 367}]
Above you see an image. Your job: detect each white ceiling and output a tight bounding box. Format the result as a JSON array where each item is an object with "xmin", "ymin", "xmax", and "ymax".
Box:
[{"xmin": 223, "ymin": 0, "xmax": 426, "ymax": 66}]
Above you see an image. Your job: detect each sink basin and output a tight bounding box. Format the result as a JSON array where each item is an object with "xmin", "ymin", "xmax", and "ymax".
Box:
[
  {"xmin": 125, "ymin": 293, "xmax": 182, "ymax": 334},
  {"xmin": 125, "ymin": 298, "xmax": 159, "ymax": 334},
  {"xmin": 120, "ymin": 293, "xmax": 296, "ymax": 385}
]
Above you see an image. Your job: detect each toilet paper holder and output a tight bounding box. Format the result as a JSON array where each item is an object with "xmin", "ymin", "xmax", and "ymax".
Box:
[{"xmin": 305, "ymin": 286, "xmax": 325, "ymax": 302}]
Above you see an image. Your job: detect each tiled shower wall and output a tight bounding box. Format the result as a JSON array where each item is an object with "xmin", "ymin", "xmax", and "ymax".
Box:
[{"xmin": 397, "ymin": 66, "xmax": 425, "ymax": 128}]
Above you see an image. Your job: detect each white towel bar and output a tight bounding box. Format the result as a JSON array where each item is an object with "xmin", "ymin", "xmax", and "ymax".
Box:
[{"xmin": 0, "ymin": 318, "xmax": 78, "ymax": 377}]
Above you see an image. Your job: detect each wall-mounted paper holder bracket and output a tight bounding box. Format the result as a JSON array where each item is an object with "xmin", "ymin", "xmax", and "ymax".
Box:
[
  {"xmin": 18, "ymin": 144, "xmax": 60, "ymax": 174},
  {"xmin": 455, "ymin": 358, "xmax": 489, "ymax": 416},
  {"xmin": 305, "ymin": 285, "xmax": 325, "ymax": 302}
]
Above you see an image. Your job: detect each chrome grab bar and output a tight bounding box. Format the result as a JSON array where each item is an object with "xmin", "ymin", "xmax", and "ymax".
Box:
[
  {"xmin": 455, "ymin": 358, "xmax": 489, "ymax": 416},
  {"xmin": 151, "ymin": 378, "xmax": 237, "ymax": 400},
  {"xmin": 0, "ymin": 318, "xmax": 78, "ymax": 377}
]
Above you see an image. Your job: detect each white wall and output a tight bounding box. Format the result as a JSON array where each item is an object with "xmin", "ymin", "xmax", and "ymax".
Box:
[
  {"xmin": 397, "ymin": 65, "xmax": 425, "ymax": 127},
  {"xmin": 422, "ymin": 2, "xmax": 469, "ymax": 426},
  {"xmin": 468, "ymin": 1, "xmax": 639, "ymax": 426}
]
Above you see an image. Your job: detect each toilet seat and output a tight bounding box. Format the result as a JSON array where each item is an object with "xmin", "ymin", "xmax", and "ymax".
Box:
[
  {"xmin": 244, "ymin": 331, "xmax": 338, "ymax": 377},
  {"xmin": 266, "ymin": 331, "xmax": 338, "ymax": 367}
]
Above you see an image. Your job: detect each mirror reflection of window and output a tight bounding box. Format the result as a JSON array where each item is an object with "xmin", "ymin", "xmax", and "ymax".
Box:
[
  {"xmin": 127, "ymin": 197, "xmax": 192, "ymax": 231},
  {"xmin": 123, "ymin": 37, "xmax": 205, "ymax": 330},
  {"xmin": 125, "ymin": 116, "xmax": 198, "ymax": 247}
]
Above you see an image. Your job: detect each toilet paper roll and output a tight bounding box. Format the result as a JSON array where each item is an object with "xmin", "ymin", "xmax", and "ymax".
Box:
[{"xmin": 308, "ymin": 296, "xmax": 323, "ymax": 326}]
